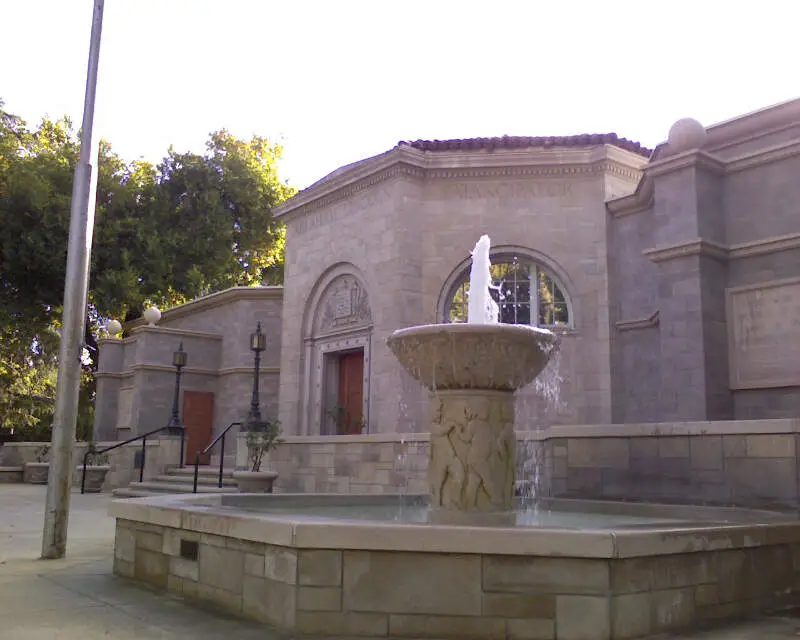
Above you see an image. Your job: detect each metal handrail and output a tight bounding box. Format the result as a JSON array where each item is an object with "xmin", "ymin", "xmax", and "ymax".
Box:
[
  {"xmin": 192, "ymin": 421, "xmax": 241, "ymax": 493},
  {"xmin": 80, "ymin": 425, "xmax": 185, "ymax": 494}
]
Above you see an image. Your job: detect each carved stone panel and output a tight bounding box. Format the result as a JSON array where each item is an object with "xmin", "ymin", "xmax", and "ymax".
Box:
[
  {"xmin": 428, "ymin": 389, "xmax": 516, "ymax": 514},
  {"xmin": 316, "ymin": 275, "xmax": 372, "ymax": 334},
  {"xmin": 117, "ymin": 387, "xmax": 134, "ymax": 429},
  {"xmin": 728, "ymin": 278, "xmax": 800, "ymax": 389}
]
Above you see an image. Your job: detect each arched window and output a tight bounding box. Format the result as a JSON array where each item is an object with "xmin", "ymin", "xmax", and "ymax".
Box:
[{"xmin": 445, "ymin": 254, "xmax": 571, "ymax": 327}]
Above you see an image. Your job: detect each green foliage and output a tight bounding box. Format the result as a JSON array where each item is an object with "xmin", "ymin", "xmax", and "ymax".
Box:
[
  {"xmin": 245, "ymin": 418, "xmax": 283, "ymax": 472},
  {"xmin": 35, "ymin": 444, "xmax": 50, "ymax": 463},
  {"xmin": 85, "ymin": 441, "xmax": 109, "ymax": 466},
  {"xmin": 0, "ymin": 98, "xmax": 295, "ymax": 441}
]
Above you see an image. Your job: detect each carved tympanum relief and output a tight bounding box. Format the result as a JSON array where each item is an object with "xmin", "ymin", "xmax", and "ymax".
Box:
[{"xmin": 316, "ymin": 275, "xmax": 372, "ymax": 334}]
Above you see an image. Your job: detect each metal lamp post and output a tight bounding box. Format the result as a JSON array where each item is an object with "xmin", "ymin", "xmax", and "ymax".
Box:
[
  {"xmin": 42, "ymin": 0, "xmax": 105, "ymax": 560},
  {"xmin": 166, "ymin": 343, "xmax": 188, "ymax": 465},
  {"xmin": 247, "ymin": 322, "xmax": 266, "ymax": 428}
]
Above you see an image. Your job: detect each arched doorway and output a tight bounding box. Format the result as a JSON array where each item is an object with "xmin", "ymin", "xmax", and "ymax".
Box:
[{"xmin": 304, "ymin": 272, "xmax": 373, "ymax": 435}]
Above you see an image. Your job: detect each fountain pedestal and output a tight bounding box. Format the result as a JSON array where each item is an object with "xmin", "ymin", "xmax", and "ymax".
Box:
[
  {"xmin": 387, "ymin": 323, "xmax": 558, "ymax": 526},
  {"xmin": 428, "ymin": 389, "xmax": 516, "ymax": 526}
]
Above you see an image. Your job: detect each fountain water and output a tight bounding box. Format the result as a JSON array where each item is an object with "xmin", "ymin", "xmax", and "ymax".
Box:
[
  {"xmin": 387, "ymin": 235, "xmax": 558, "ymax": 525},
  {"xmin": 467, "ymin": 234, "xmax": 500, "ymax": 324}
]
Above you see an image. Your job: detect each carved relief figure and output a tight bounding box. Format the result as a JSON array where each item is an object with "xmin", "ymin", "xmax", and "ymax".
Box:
[
  {"xmin": 317, "ymin": 275, "xmax": 372, "ymax": 334},
  {"xmin": 429, "ymin": 396, "xmax": 466, "ymax": 508},
  {"xmin": 429, "ymin": 392, "xmax": 515, "ymax": 511}
]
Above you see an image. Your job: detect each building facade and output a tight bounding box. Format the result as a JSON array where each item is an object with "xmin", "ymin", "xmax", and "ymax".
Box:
[{"xmin": 94, "ymin": 98, "xmax": 800, "ymax": 444}]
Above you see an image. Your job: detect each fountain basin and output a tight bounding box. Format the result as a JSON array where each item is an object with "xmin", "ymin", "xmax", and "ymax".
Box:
[
  {"xmin": 388, "ymin": 323, "xmax": 559, "ymax": 520},
  {"xmin": 387, "ymin": 323, "xmax": 558, "ymax": 391},
  {"xmin": 110, "ymin": 493, "xmax": 800, "ymax": 639}
]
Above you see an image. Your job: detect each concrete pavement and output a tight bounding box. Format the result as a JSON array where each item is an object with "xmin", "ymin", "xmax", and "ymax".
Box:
[
  {"xmin": 0, "ymin": 484, "xmax": 281, "ymax": 639},
  {"xmin": 1, "ymin": 484, "xmax": 800, "ymax": 639}
]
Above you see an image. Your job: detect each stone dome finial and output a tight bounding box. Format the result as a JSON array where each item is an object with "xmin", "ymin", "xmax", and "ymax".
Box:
[{"xmin": 667, "ymin": 118, "xmax": 707, "ymax": 153}]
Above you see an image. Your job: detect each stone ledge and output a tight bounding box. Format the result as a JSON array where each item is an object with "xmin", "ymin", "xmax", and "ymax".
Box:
[
  {"xmin": 108, "ymin": 493, "xmax": 797, "ymax": 559},
  {"xmin": 0, "ymin": 466, "xmax": 23, "ymax": 483},
  {"xmin": 545, "ymin": 419, "xmax": 800, "ymax": 439},
  {"xmin": 268, "ymin": 419, "xmax": 800, "ymax": 444}
]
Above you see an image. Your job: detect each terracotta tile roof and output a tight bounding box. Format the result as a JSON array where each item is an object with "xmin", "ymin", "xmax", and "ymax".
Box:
[{"xmin": 399, "ymin": 133, "xmax": 652, "ymax": 157}]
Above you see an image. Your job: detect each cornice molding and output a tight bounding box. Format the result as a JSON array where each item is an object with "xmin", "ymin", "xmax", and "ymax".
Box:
[
  {"xmin": 728, "ymin": 231, "xmax": 800, "ymax": 259},
  {"xmin": 725, "ymin": 139, "xmax": 800, "ymax": 174},
  {"xmin": 643, "ymin": 238, "xmax": 728, "ymax": 263},
  {"xmin": 615, "ymin": 311, "xmax": 659, "ymax": 331},
  {"xmin": 709, "ymin": 121, "xmax": 800, "ymax": 155},
  {"xmin": 95, "ymin": 365, "xmax": 280, "ymax": 379},
  {"xmin": 276, "ymin": 146, "xmax": 645, "ymax": 222},
  {"xmin": 304, "ymin": 324, "xmax": 374, "ymax": 343},
  {"xmin": 704, "ymin": 98, "xmax": 800, "ymax": 150},
  {"xmin": 125, "ymin": 286, "xmax": 283, "ymax": 332},
  {"xmin": 128, "ymin": 326, "xmax": 223, "ymax": 340},
  {"xmin": 643, "ymin": 232, "xmax": 800, "ymax": 264},
  {"xmin": 644, "ymin": 149, "xmax": 726, "ymax": 178},
  {"xmin": 218, "ymin": 366, "xmax": 280, "ymax": 376},
  {"xmin": 606, "ymin": 177, "xmax": 654, "ymax": 218},
  {"xmin": 608, "ymin": 138, "xmax": 800, "ymax": 219}
]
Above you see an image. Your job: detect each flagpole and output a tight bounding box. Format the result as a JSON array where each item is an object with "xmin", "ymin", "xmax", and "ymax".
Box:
[{"xmin": 42, "ymin": 0, "xmax": 105, "ymax": 559}]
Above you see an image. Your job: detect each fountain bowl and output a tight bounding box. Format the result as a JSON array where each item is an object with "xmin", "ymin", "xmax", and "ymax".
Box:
[{"xmin": 387, "ymin": 323, "xmax": 559, "ymax": 391}]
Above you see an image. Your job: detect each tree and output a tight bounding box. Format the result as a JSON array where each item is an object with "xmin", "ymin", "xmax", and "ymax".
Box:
[{"xmin": 0, "ymin": 99, "xmax": 294, "ymax": 438}]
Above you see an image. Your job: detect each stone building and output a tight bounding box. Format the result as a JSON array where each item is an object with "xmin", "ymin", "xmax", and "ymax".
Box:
[
  {"xmin": 93, "ymin": 287, "xmax": 283, "ymax": 446},
  {"xmin": 94, "ymin": 98, "xmax": 800, "ymax": 450}
]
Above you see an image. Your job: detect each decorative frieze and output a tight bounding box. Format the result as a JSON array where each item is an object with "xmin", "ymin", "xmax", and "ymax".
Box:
[{"xmin": 278, "ymin": 146, "xmax": 643, "ymax": 223}]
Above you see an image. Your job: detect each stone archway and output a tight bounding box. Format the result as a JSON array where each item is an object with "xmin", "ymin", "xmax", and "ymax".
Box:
[{"xmin": 303, "ymin": 273, "xmax": 374, "ymax": 435}]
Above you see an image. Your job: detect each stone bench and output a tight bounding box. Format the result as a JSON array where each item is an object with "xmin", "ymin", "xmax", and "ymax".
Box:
[{"xmin": 0, "ymin": 466, "xmax": 24, "ymax": 483}]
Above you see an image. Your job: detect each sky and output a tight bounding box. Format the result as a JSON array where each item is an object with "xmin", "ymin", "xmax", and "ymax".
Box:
[{"xmin": 1, "ymin": 1, "xmax": 798, "ymax": 190}]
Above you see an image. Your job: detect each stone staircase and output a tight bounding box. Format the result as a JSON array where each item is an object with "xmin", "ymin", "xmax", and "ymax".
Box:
[{"xmin": 112, "ymin": 466, "xmax": 239, "ymax": 498}]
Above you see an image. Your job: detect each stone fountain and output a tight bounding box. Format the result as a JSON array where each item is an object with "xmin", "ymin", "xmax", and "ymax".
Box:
[
  {"xmin": 108, "ymin": 234, "xmax": 800, "ymax": 639},
  {"xmin": 387, "ymin": 235, "xmax": 558, "ymax": 525}
]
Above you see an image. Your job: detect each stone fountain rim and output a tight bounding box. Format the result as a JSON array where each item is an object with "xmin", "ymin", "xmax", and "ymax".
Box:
[
  {"xmin": 388, "ymin": 322, "xmax": 559, "ymax": 342},
  {"xmin": 109, "ymin": 492, "xmax": 800, "ymax": 559}
]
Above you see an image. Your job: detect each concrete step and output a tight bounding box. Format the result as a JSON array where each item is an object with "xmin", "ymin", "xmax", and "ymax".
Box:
[
  {"xmin": 112, "ymin": 487, "xmax": 159, "ymax": 498},
  {"xmin": 150, "ymin": 474, "xmax": 237, "ymax": 487},
  {"xmin": 164, "ymin": 466, "xmax": 236, "ymax": 479},
  {"xmin": 119, "ymin": 481, "xmax": 239, "ymax": 495}
]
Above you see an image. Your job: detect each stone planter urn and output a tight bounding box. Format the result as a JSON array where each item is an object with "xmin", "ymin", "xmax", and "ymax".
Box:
[
  {"xmin": 232, "ymin": 470, "xmax": 278, "ymax": 493},
  {"xmin": 236, "ymin": 416, "xmax": 282, "ymax": 494},
  {"xmin": 24, "ymin": 461, "xmax": 50, "ymax": 484},
  {"xmin": 79, "ymin": 465, "xmax": 111, "ymax": 493}
]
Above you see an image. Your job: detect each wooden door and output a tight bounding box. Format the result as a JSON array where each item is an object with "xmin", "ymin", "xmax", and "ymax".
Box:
[
  {"xmin": 183, "ymin": 391, "xmax": 214, "ymax": 465},
  {"xmin": 337, "ymin": 350, "xmax": 364, "ymax": 435}
]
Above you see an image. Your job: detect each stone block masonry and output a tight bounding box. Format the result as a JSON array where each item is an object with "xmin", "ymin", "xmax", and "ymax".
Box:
[
  {"xmin": 113, "ymin": 514, "xmax": 800, "ymax": 639},
  {"xmin": 247, "ymin": 419, "xmax": 800, "ymax": 511},
  {"xmin": 545, "ymin": 421, "xmax": 800, "ymax": 509}
]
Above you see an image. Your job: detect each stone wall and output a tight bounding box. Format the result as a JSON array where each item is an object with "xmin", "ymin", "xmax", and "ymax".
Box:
[
  {"xmin": 238, "ymin": 433, "xmax": 431, "ymax": 495},
  {"xmin": 608, "ymin": 100, "xmax": 800, "ymax": 423},
  {"xmin": 543, "ymin": 421, "xmax": 800, "ymax": 509},
  {"xmin": 276, "ymin": 145, "xmax": 646, "ymax": 435},
  {"xmin": 114, "ymin": 507, "xmax": 800, "ymax": 639},
  {"xmin": 239, "ymin": 419, "xmax": 800, "ymax": 510},
  {"xmin": 95, "ymin": 287, "xmax": 283, "ymax": 443},
  {"xmin": 0, "ymin": 436, "xmax": 182, "ymax": 490}
]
